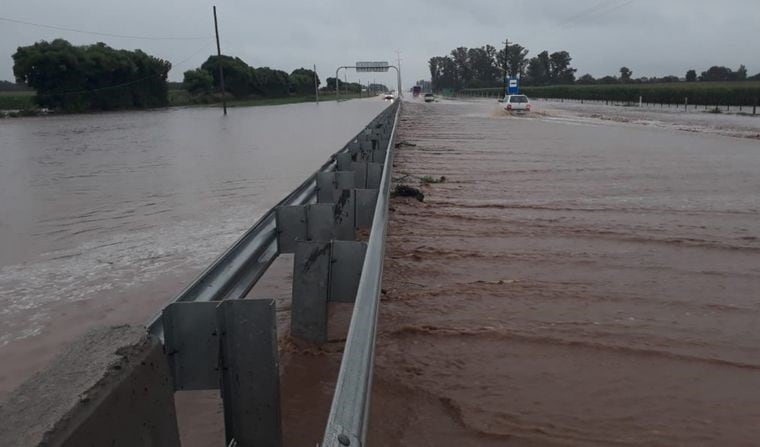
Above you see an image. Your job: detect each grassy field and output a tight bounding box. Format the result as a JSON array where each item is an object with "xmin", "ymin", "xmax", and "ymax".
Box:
[
  {"xmin": 169, "ymin": 90, "xmax": 365, "ymax": 107},
  {"xmin": 1, "ymin": 90, "xmax": 367, "ymax": 116},
  {"xmin": 0, "ymin": 91, "xmax": 35, "ymax": 110},
  {"xmin": 459, "ymin": 81, "xmax": 760, "ymax": 106}
]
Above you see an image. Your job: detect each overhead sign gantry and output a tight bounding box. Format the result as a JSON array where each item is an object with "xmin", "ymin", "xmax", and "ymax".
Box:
[{"xmin": 336, "ymin": 61, "xmax": 400, "ymax": 101}]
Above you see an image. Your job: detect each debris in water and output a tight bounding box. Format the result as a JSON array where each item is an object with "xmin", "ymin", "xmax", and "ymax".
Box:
[
  {"xmin": 421, "ymin": 175, "xmax": 446, "ymax": 184},
  {"xmin": 392, "ymin": 184, "xmax": 424, "ymax": 202}
]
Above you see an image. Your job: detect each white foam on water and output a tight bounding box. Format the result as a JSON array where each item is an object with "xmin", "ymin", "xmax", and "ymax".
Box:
[{"xmin": 0, "ymin": 204, "xmax": 262, "ymax": 346}]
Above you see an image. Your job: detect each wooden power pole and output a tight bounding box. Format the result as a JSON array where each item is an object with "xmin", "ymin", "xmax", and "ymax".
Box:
[
  {"xmin": 502, "ymin": 38, "xmax": 509, "ymax": 95},
  {"xmin": 213, "ymin": 6, "xmax": 227, "ymax": 115}
]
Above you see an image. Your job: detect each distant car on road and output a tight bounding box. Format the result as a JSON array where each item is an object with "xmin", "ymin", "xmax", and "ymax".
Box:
[
  {"xmin": 383, "ymin": 93, "xmax": 394, "ymax": 100},
  {"xmin": 424, "ymin": 93, "xmax": 435, "ymax": 103},
  {"xmin": 503, "ymin": 95, "xmax": 531, "ymax": 113}
]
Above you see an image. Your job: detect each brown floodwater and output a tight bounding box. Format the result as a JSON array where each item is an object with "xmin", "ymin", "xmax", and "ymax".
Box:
[
  {"xmin": 0, "ymin": 99, "xmax": 388, "ymax": 398},
  {"xmin": 3, "ymin": 97, "xmax": 759, "ymax": 446},
  {"xmin": 364, "ymin": 99, "xmax": 760, "ymax": 445}
]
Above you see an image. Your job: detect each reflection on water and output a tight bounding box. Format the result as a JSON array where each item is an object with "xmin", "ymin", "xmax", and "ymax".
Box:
[{"xmin": 0, "ymin": 99, "xmax": 387, "ymax": 351}]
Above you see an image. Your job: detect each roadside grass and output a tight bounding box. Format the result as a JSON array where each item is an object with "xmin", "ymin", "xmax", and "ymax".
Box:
[
  {"xmin": 169, "ymin": 90, "xmax": 366, "ymax": 108},
  {"xmin": 1, "ymin": 89, "xmax": 370, "ymax": 117},
  {"xmin": 0, "ymin": 91, "xmax": 36, "ymax": 110},
  {"xmin": 459, "ymin": 81, "xmax": 760, "ymax": 107}
]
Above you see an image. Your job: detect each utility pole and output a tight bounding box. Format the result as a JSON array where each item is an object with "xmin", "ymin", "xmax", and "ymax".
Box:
[
  {"xmin": 314, "ymin": 64, "xmax": 319, "ymax": 104},
  {"xmin": 395, "ymin": 50, "xmax": 402, "ymax": 97},
  {"xmin": 502, "ymin": 38, "xmax": 509, "ymax": 97},
  {"xmin": 213, "ymin": 6, "xmax": 226, "ymax": 115}
]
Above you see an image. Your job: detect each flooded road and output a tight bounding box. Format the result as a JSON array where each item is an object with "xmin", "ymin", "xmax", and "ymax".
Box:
[
  {"xmin": 0, "ymin": 99, "xmax": 388, "ymax": 397},
  {"xmin": 367, "ymin": 99, "xmax": 760, "ymax": 445}
]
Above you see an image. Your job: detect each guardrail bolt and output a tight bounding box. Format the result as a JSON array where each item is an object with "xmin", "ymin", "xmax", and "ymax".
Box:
[{"xmin": 338, "ymin": 434, "xmax": 351, "ymax": 445}]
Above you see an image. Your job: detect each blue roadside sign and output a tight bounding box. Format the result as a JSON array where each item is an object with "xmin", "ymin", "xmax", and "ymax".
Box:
[{"xmin": 506, "ymin": 77, "xmax": 520, "ymax": 95}]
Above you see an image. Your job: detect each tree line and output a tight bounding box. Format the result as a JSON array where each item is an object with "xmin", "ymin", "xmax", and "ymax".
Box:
[
  {"xmin": 429, "ymin": 42, "xmax": 577, "ymax": 91},
  {"xmin": 13, "ymin": 39, "xmax": 171, "ymax": 112},
  {"xmin": 577, "ymin": 64, "xmax": 758, "ymax": 85},
  {"xmin": 430, "ymin": 40, "xmax": 760, "ymax": 92},
  {"xmin": 10, "ymin": 38, "xmax": 374, "ymax": 112},
  {"xmin": 182, "ymin": 57, "xmax": 388, "ymax": 98},
  {"xmin": 182, "ymin": 56, "xmax": 321, "ymax": 98}
]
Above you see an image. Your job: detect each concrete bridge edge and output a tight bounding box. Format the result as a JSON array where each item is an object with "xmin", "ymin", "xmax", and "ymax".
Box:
[{"xmin": 0, "ymin": 325, "xmax": 179, "ymax": 447}]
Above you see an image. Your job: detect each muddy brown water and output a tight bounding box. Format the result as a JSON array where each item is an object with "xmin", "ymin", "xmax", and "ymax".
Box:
[
  {"xmin": 2, "ymin": 97, "xmax": 759, "ymax": 445},
  {"xmin": 366, "ymin": 100, "xmax": 760, "ymax": 445},
  {"xmin": 0, "ymin": 99, "xmax": 388, "ymax": 399}
]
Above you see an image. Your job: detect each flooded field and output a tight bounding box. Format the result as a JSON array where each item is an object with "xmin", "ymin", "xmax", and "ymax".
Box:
[
  {"xmin": 367, "ymin": 99, "xmax": 760, "ymax": 445},
  {"xmin": 0, "ymin": 99, "xmax": 388, "ymax": 398},
  {"xmin": 527, "ymin": 98, "xmax": 760, "ymax": 140}
]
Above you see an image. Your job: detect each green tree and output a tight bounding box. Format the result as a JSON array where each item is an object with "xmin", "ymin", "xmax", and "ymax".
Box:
[
  {"xmin": 699, "ymin": 66, "xmax": 734, "ymax": 82},
  {"xmin": 182, "ymin": 68, "xmax": 213, "ymax": 95},
  {"xmin": 619, "ymin": 66, "xmax": 633, "ymax": 83},
  {"xmin": 549, "ymin": 51, "xmax": 576, "ymax": 84},
  {"xmin": 324, "ymin": 77, "xmax": 345, "ymax": 90},
  {"xmin": 450, "ymin": 47, "xmax": 471, "ymax": 88},
  {"xmin": 13, "ymin": 39, "xmax": 170, "ymax": 111},
  {"xmin": 467, "ymin": 46, "xmax": 498, "ymax": 87},
  {"xmin": 526, "ymin": 51, "xmax": 551, "ymax": 85},
  {"xmin": 200, "ymin": 55, "xmax": 258, "ymax": 98},
  {"xmin": 289, "ymin": 67, "xmax": 319, "ymax": 95},
  {"xmin": 577, "ymin": 73, "xmax": 596, "ymax": 84},
  {"xmin": 254, "ymin": 67, "xmax": 290, "ymax": 96},
  {"xmin": 685, "ymin": 69, "xmax": 697, "ymax": 82},
  {"xmin": 498, "ymin": 43, "xmax": 529, "ymax": 78},
  {"xmin": 429, "ymin": 56, "xmax": 459, "ymax": 91},
  {"xmin": 736, "ymin": 64, "xmax": 748, "ymax": 81}
]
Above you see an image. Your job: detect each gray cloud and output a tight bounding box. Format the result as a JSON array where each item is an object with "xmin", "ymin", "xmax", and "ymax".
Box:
[{"xmin": 2, "ymin": 0, "xmax": 758, "ymax": 86}]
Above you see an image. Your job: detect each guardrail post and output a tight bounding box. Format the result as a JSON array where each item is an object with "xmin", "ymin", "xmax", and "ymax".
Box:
[
  {"xmin": 292, "ymin": 241, "xmax": 331, "ymax": 342},
  {"xmin": 276, "ymin": 199, "xmax": 356, "ymax": 254},
  {"xmin": 162, "ymin": 302, "xmax": 221, "ymax": 390},
  {"xmin": 354, "ymin": 189, "xmax": 379, "ymax": 229},
  {"xmin": 317, "ymin": 171, "xmax": 356, "ymax": 203},
  {"xmin": 217, "ymin": 299, "xmax": 282, "ymax": 447},
  {"xmin": 275, "ymin": 206, "xmax": 307, "ymax": 253},
  {"xmin": 329, "ymin": 241, "xmax": 368, "ymax": 303},
  {"xmin": 162, "ymin": 299, "xmax": 282, "ymax": 447},
  {"xmin": 291, "ymin": 240, "xmax": 367, "ymax": 342}
]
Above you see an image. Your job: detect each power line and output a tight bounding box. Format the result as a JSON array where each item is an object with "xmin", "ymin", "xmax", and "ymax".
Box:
[
  {"xmin": 558, "ymin": 0, "xmax": 609, "ymax": 26},
  {"xmin": 559, "ymin": 0, "xmax": 635, "ymax": 28},
  {"xmin": 0, "ymin": 16, "xmax": 212, "ymax": 40}
]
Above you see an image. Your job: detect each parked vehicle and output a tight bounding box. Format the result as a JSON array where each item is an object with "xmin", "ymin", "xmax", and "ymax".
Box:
[
  {"xmin": 424, "ymin": 93, "xmax": 435, "ymax": 103},
  {"xmin": 503, "ymin": 95, "xmax": 531, "ymax": 112}
]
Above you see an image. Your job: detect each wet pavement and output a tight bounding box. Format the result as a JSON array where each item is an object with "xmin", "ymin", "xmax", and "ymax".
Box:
[{"xmin": 366, "ymin": 99, "xmax": 760, "ymax": 445}]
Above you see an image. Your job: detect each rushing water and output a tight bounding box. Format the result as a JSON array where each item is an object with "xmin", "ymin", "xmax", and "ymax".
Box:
[
  {"xmin": 367, "ymin": 100, "xmax": 760, "ymax": 446},
  {"xmin": 0, "ymin": 99, "xmax": 388, "ymax": 396}
]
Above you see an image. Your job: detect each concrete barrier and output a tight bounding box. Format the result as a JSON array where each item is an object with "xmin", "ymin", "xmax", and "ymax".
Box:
[{"xmin": 0, "ymin": 325, "xmax": 179, "ymax": 447}]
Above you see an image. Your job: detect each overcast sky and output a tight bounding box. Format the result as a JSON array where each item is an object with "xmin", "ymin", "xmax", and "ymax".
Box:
[{"xmin": 2, "ymin": 0, "xmax": 759, "ymax": 87}]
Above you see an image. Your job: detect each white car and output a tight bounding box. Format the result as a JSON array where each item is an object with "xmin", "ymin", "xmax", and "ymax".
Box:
[
  {"xmin": 424, "ymin": 93, "xmax": 435, "ymax": 103},
  {"xmin": 383, "ymin": 93, "xmax": 394, "ymax": 100},
  {"xmin": 503, "ymin": 95, "xmax": 531, "ymax": 112}
]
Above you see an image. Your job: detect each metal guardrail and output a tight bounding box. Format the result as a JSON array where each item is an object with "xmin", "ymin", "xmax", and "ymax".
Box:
[
  {"xmin": 146, "ymin": 102, "xmax": 398, "ymax": 342},
  {"xmin": 143, "ymin": 100, "xmax": 400, "ymax": 447},
  {"xmin": 322, "ymin": 102, "xmax": 401, "ymax": 447}
]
